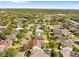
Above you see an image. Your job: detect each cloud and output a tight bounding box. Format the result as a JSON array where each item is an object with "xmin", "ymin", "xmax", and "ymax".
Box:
[
  {"xmin": 0, "ymin": 0, "xmax": 30, "ymax": 3},
  {"xmin": 0, "ymin": 0, "xmax": 27, "ymax": 1},
  {"xmin": 11, "ymin": 1, "xmax": 28, "ymax": 3},
  {"xmin": 11, "ymin": 1, "xmax": 29, "ymax": 4}
]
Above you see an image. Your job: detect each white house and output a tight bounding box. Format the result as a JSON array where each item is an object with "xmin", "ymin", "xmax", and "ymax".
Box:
[{"xmin": 35, "ymin": 28, "xmax": 43, "ymax": 37}]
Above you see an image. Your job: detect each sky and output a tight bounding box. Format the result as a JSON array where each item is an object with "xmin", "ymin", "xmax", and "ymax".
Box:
[{"xmin": 0, "ymin": 1, "xmax": 79, "ymax": 9}]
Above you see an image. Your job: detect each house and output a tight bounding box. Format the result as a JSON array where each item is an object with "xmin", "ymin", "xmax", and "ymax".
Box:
[
  {"xmin": 68, "ymin": 25, "xmax": 76, "ymax": 31},
  {"xmin": 35, "ymin": 24, "xmax": 43, "ymax": 37},
  {"xmin": 62, "ymin": 29, "xmax": 77, "ymax": 41},
  {"xmin": 25, "ymin": 31, "xmax": 33, "ymax": 39},
  {"xmin": 7, "ymin": 30, "xmax": 17, "ymax": 40},
  {"xmin": 66, "ymin": 19, "xmax": 79, "ymax": 27},
  {"xmin": 57, "ymin": 35, "xmax": 72, "ymax": 47},
  {"xmin": 0, "ymin": 39, "xmax": 12, "ymax": 52},
  {"xmin": 35, "ymin": 29, "xmax": 43, "ymax": 37},
  {"xmin": 61, "ymin": 47, "xmax": 72, "ymax": 57},
  {"xmin": 30, "ymin": 46, "xmax": 49, "ymax": 57},
  {"xmin": 19, "ymin": 35, "xmax": 50, "ymax": 56},
  {"xmin": 53, "ymin": 28, "xmax": 62, "ymax": 37},
  {"xmin": 55, "ymin": 14, "xmax": 65, "ymax": 16},
  {"xmin": 19, "ymin": 40, "xmax": 29, "ymax": 52},
  {"xmin": 58, "ymin": 22, "xmax": 63, "ymax": 29},
  {"xmin": 0, "ymin": 26, "xmax": 6, "ymax": 32},
  {"xmin": 76, "ymin": 30, "xmax": 79, "ymax": 35},
  {"xmin": 17, "ymin": 22, "xmax": 23, "ymax": 27},
  {"xmin": 53, "ymin": 24, "xmax": 63, "ymax": 29},
  {"xmin": 62, "ymin": 29, "xmax": 71, "ymax": 36},
  {"xmin": 0, "ymin": 22, "xmax": 11, "ymax": 32},
  {"xmin": 29, "ymin": 38, "xmax": 50, "ymax": 57},
  {"xmin": 16, "ymin": 26, "xmax": 23, "ymax": 31},
  {"xmin": 70, "ymin": 51, "xmax": 79, "ymax": 57},
  {"xmin": 20, "ymin": 37, "xmax": 49, "ymax": 57}
]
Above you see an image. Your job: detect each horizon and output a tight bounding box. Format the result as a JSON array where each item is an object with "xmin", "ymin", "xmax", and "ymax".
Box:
[{"xmin": 0, "ymin": 8, "xmax": 79, "ymax": 10}]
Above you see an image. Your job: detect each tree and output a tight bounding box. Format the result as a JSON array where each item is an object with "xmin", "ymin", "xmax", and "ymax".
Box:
[
  {"xmin": 16, "ymin": 31, "xmax": 25, "ymax": 39},
  {"xmin": 3, "ymin": 29, "xmax": 11, "ymax": 35},
  {"xmin": 24, "ymin": 49, "xmax": 31, "ymax": 57},
  {"xmin": 0, "ymin": 52, "xmax": 6, "ymax": 57},
  {"xmin": 44, "ymin": 43, "xmax": 50, "ymax": 49},
  {"xmin": 53, "ymin": 42, "xmax": 58, "ymax": 49},
  {"xmin": 50, "ymin": 48, "xmax": 59, "ymax": 57},
  {"xmin": 73, "ymin": 46, "xmax": 79, "ymax": 53},
  {"xmin": 49, "ymin": 41, "xmax": 53, "ymax": 48},
  {"xmin": 5, "ymin": 48, "xmax": 18, "ymax": 57},
  {"xmin": 12, "ymin": 39, "xmax": 22, "ymax": 46},
  {"xmin": 0, "ymin": 32, "xmax": 6, "ymax": 40},
  {"xmin": 3, "ymin": 23, "xmax": 16, "ymax": 35}
]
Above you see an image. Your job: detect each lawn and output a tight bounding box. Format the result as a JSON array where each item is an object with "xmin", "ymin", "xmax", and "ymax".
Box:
[{"xmin": 76, "ymin": 36, "xmax": 79, "ymax": 41}]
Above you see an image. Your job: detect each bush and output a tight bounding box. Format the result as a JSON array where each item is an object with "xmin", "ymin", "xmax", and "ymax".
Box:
[
  {"xmin": 50, "ymin": 48, "xmax": 59, "ymax": 57},
  {"xmin": 3, "ymin": 23, "xmax": 16, "ymax": 35},
  {"xmin": 0, "ymin": 52, "xmax": 6, "ymax": 57},
  {"xmin": 0, "ymin": 32, "xmax": 7, "ymax": 40},
  {"xmin": 44, "ymin": 43, "xmax": 50, "ymax": 49},
  {"xmin": 12, "ymin": 39, "xmax": 22, "ymax": 46},
  {"xmin": 5, "ymin": 48, "xmax": 18, "ymax": 57},
  {"xmin": 73, "ymin": 46, "xmax": 79, "ymax": 53},
  {"xmin": 24, "ymin": 49, "xmax": 31, "ymax": 57},
  {"xmin": 77, "ymin": 36, "xmax": 79, "ymax": 39},
  {"xmin": 53, "ymin": 43, "xmax": 58, "ymax": 49},
  {"xmin": 49, "ymin": 40, "xmax": 58, "ymax": 49},
  {"xmin": 16, "ymin": 31, "xmax": 25, "ymax": 39}
]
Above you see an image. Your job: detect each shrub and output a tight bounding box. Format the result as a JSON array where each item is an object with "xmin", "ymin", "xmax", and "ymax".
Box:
[
  {"xmin": 0, "ymin": 32, "xmax": 6, "ymax": 40},
  {"xmin": 5, "ymin": 48, "xmax": 18, "ymax": 57}
]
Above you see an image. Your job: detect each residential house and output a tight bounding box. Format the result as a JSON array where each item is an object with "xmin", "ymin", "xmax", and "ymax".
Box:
[
  {"xmin": 35, "ymin": 29, "xmax": 43, "ymax": 37},
  {"xmin": 0, "ymin": 26, "xmax": 6, "ymax": 32},
  {"xmin": 7, "ymin": 30, "xmax": 17, "ymax": 40},
  {"xmin": 62, "ymin": 29, "xmax": 77, "ymax": 41},
  {"xmin": 66, "ymin": 19, "xmax": 79, "ymax": 27},
  {"xmin": 0, "ymin": 39, "xmax": 12, "ymax": 52},
  {"xmin": 61, "ymin": 47, "xmax": 72, "ymax": 57},
  {"xmin": 16, "ymin": 26, "xmax": 23, "ymax": 31},
  {"xmin": 35, "ymin": 24, "xmax": 43, "ymax": 37},
  {"xmin": 29, "ymin": 38, "xmax": 49, "ymax": 57},
  {"xmin": 57, "ymin": 35, "xmax": 72, "ymax": 47},
  {"xmin": 53, "ymin": 28, "xmax": 62, "ymax": 37},
  {"xmin": 30, "ymin": 46, "xmax": 49, "ymax": 57}
]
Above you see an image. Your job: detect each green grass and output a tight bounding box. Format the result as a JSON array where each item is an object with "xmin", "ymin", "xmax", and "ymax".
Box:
[{"xmin": 76, "ymin": 36, "xmax": 79, "ymax": 41}]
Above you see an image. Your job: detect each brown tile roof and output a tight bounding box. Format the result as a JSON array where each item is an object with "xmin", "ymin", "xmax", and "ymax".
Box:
[
  {"xmin": 25, "ymin": 39, "xmax": 45, "ymax": 49},
  {"xmin": 0, "ymin": 39, "xmax": 12, "ymax": 46},
  {"xmin": 57, "ymin": 36, "xmax": 68, "ymax": 44},
  {"xmin": 30, "ymin": 49, "xmax": 49, "ymax": 57},
  {"xmin": 57, "ymin": 36, "xmax": 72, "ymax": 47}
]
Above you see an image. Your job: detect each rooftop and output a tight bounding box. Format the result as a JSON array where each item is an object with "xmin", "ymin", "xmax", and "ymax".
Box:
[{"xmin": 30, "ymin": 48, "xmax": 49, "ymax": 57}]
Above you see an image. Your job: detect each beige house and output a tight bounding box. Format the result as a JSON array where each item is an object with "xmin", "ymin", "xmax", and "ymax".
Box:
[
  {"xmin": 0, "ymin": 39, "xmax": 12, "ymax": 52},
  {"xmin": 30, "ymin": 47, "xmax": 49, "ymax": 57}
]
